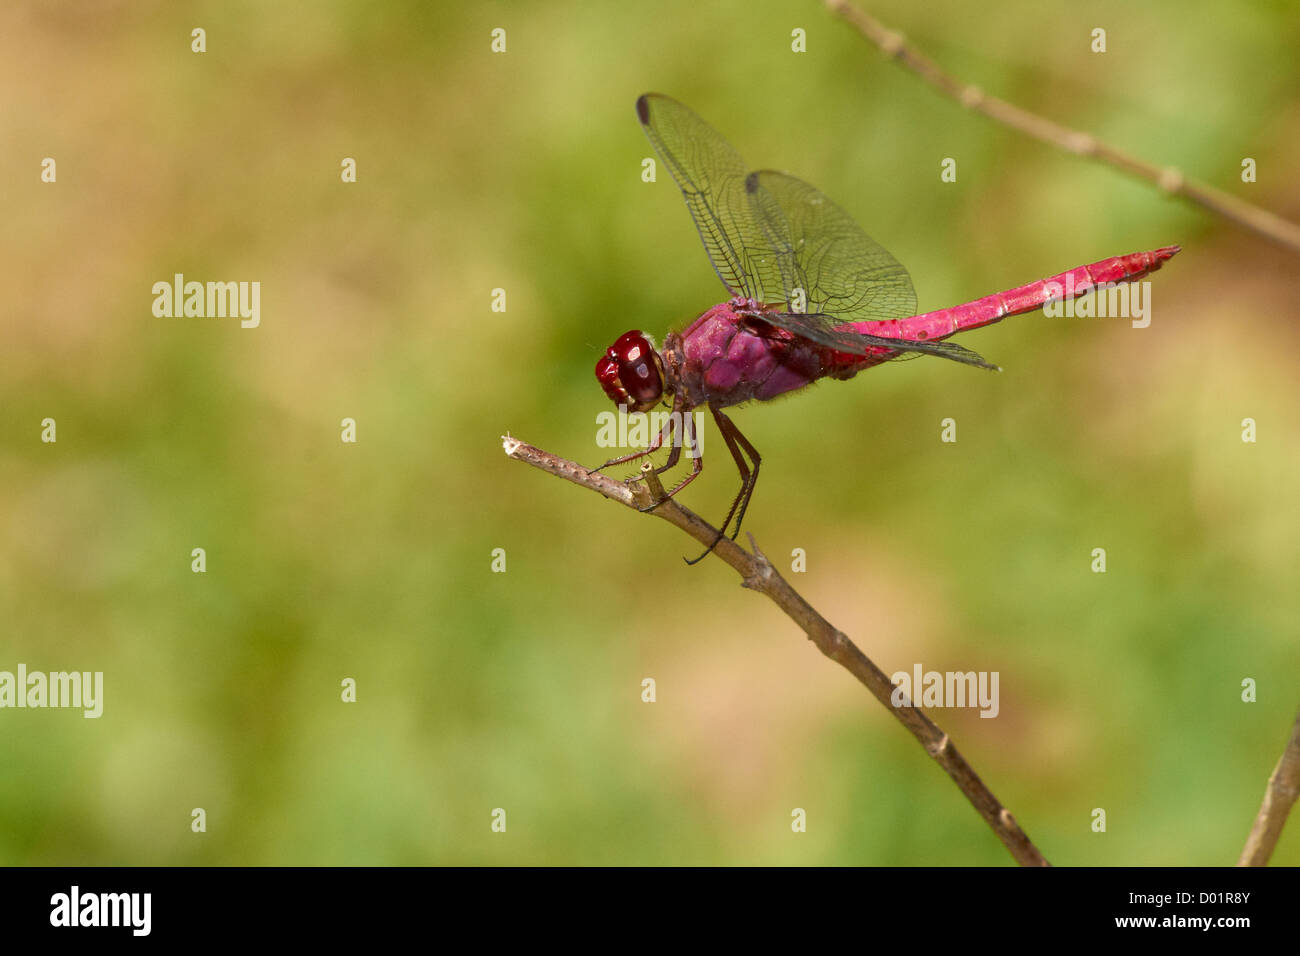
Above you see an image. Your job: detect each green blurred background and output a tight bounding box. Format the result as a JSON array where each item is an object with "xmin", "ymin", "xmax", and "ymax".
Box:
[{"xmin": 2, "ymin": 0, "xmax": 1297, "ymax": 865}]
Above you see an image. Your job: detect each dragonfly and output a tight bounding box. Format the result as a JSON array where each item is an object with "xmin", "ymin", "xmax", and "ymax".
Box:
[{"xmin": 593, "ymin": 93, "xmax": 1179, "ymax": 563}]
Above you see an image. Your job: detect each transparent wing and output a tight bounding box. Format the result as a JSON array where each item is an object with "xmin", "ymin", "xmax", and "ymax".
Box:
[
  {"xmin": 745, "ymin": 169, "xmax": 917, "ymax": 321},
  {"xmin": 744, "ymin": 170, "xmax": 996, "ymax": 369},
  {"xmin": 638, "ymin": 98, "xmax": 995, "ymax": 370},
  {"xmin": 636, "ymin": 94, "xmax": 785, "ymax": 302}
]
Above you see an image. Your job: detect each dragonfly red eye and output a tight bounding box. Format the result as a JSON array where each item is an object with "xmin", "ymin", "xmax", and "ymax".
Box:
[{"xmin": 596, "ymin": 330, "xmax": 664, "ymax": 412}]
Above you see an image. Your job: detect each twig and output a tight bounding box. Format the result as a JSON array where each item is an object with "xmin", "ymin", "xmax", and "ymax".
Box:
[
  {"xmin": 824, "ymin": 0, "xmax": 1300, "ymax": 255},
  {"xmin": 502, "ymin": 434, "xmax": 1050, "ymax": 866},
  {"xmin": 1238, "ymin": 707, "xmax": 1300, "ymax": 866}
]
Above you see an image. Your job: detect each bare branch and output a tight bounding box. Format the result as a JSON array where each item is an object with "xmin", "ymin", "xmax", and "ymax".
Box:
[
  {"xmin": 824, "ymin": 0, "xmax": 1300, "ymax": 255},
  {"xmin": 503, "ymin": 434, "xmax": 1051, "ymax": 866},
  {"xmin": 1238, "ymin": 707, "xmax": 1300, "ymax": 866}
]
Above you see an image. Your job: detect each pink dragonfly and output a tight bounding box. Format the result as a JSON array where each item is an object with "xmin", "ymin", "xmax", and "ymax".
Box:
[{"xmin": 594, "ymin": 93, "xmax": 1179, "ymax": 561}]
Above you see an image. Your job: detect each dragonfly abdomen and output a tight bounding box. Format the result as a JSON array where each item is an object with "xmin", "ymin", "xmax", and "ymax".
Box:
[{"xmin": 841, "ymin": 246, "xmax": 1181, "ymax": 348}]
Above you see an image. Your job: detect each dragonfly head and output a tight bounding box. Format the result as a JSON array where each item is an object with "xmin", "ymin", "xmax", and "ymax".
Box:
[{"xmin": 596, "ymin": 330, "xmax": 665, "ymax": 413}]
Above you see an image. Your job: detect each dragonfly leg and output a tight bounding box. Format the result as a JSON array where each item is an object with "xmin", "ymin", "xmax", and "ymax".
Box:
[
  {"xmin": 587, "ymin": 403, "xmax": 676, "ymax": 475},
  {"xmin": 685, "ymin": 406, "xmax": 760, "ymax": 565},
  {"xmin": 722, "ymin": 413, "xmax": 761, "ymax": 539},
  {"xmin": 652, "ymin": 408, "xmax": 685, "ymax": 474},
  {"xmin": 638, "ymin": 407, "xmax": 703, "ymax": 511}
]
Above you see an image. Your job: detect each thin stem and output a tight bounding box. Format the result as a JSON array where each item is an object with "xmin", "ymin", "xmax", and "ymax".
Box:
[
  {"xmin": 824, "ymin": 0, "xmax": 1300, "ymax": 254},
  {"xmin": 1238, "ymin": 707, "xmax": 1300, "ymax": 866},
  {"xmin": 502, "ymin": 435, "xmax": 1050, "ymax": 867}
]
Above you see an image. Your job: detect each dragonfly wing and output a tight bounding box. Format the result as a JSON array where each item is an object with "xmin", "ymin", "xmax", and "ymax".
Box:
[
  {"xmin": 743, "ymin": 169, "xmax": 996, "ymax": 369},
  {"xmin": 759, "ymin": 311, "xmax": 998, "ymax": 369},
  {"xmin": 636, "ymin": 94, "xmax": 784, "ymax": 302},
  {"xmin": 744, "ymin": 170, "xmax": 917, "ymax": 319}
]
